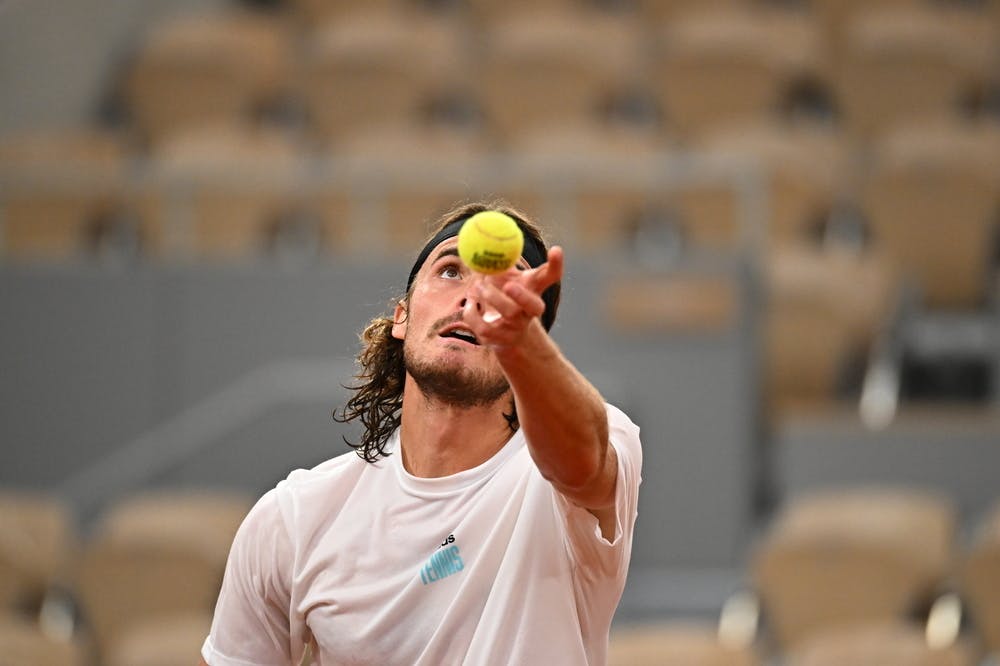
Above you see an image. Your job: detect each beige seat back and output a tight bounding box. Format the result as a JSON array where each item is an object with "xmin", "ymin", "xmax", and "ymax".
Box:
[
  {"xmin": 0, "ymin": 492, "xmax": 75, "ymax": 614},
  {"xmin": 298, "ymin": 11, "xmax": 464, "ymax": 143},
  {"xmin": 75, "ymin": 490, "xmax": 251, "ymax": 659},
  {"xmin": 609, "ymin": 621, "xmax": 761, "ymax": 666},
  {"xmin": 125, "ymin": 11, "xmax": 290, "ymax": 144},
  {"xmin": 752, "ymin": 487, "xmax": 956, "ymax": 651},
  {"xmin": 787, "ymin": 623, "xmax": 974, "ymax": 666},
  {"xmin": 0, "ymin": 615, "xmax": 87, "ymax": 666},
  {"xmin": 834, "ymin": 7, "xmax": 996, "ymax": 137},
  {"xmin": 105, "ymin": 611, "xmax": 213, "ymax": 666},
  {"xmin": 146, "ymin": 124, "xmax": 338, "ymax": 260},
  {"xmin": 650, "ymin": 8, "xmax": 820, "ymax": 139},
  {"xmin": 861, "ymin": 120, "xmax": 1000, "ymax": 309},
  {"xmin": 475, "ymin": 11, "xmax": 643, "ymax": 144},
  {"xmin": 0, "ymin": 130, "xmax": 131, "ymax": 261},
  {"xmin": 960, "ymin": 501, "xmax": 1000, "ymax": 655},
  {"xmin": 763, "ymin": 246, "xmax": 897, "ymax": 416}
]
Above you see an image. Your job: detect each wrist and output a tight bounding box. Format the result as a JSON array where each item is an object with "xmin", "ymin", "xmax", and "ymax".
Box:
[{"xmin": 492, "ymin": 319, "xmax": 556, "ymax": 366}]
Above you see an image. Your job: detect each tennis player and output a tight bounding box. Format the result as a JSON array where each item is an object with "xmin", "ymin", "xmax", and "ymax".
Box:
[{"xmin": 200, "ymin": 201, "xmax": 642, "ymax": 665}]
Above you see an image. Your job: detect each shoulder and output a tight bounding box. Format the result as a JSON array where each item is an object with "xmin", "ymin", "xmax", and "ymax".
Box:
[
  {"xmin": 269, "ymin": 448, "xmax": 392, "ymax": 533},
  {"xmin": 604, "ymin": 402, "xmax": 637, "ymax": 431},
  {"xmin": 282, "ymin": 448, "xmax": 373, "ymax": 490}
]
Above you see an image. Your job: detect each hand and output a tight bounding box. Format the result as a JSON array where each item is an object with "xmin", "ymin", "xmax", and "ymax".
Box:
[{"xmin": 462, "ymin": 246, "xmax": 564, "ymax": 348}]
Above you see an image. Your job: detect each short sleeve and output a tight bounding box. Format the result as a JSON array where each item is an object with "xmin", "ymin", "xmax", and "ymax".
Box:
[
  {"xmin": 202, "ymin": 488, "xmax": 295, "ymax": 666},
  {"xmin": 554, "ymin": 403, "xmax": 643, "ymax": 574}
]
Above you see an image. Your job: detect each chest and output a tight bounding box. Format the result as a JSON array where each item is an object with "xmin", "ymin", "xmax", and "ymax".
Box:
[{"xmin": 292, "ymin": 464, "xmax": 568, "ymax": 663}]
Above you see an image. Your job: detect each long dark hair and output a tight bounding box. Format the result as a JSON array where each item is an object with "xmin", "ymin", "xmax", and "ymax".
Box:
[{"xmin": 332, "ymin": 200, "xmax": 560, "ymax": 462}]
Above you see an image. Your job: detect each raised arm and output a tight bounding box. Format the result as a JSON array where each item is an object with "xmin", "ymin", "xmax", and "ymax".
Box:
[{"xmin": 461, "ymin": 247, "xmax": 618, "ymax": 533}]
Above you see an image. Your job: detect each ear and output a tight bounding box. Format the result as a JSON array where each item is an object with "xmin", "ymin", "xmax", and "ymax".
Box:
[{"xmin": 391, "ymin": 301, "xmax": 407, "ymax": 340}]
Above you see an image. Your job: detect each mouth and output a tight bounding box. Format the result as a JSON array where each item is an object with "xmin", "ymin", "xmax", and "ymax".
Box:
[{"xmin": 439, "ymin": 326, "xmax": 479, "ymax": 346}]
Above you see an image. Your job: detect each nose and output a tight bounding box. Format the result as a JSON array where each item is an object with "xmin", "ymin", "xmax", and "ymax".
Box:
[
  {"xmin": 460, "ymin": 292, "xmax": 477, "ymax": 313},
  {"xmin": 461, "ymin": 274, "xmax": 485, "ymax": 314}
]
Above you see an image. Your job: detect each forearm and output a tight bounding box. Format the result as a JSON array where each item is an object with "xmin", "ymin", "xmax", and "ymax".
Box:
[{"xmin": 494, "ymin": 320, "xmax": 614, "ymax": 509}]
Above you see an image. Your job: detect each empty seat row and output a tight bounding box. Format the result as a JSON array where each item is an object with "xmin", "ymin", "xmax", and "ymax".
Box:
[
  {"xmin": 751, "ymin": 487, "xmax": 1000, "ymax": 659},
  {"xmin": 4, "ymin": 488, "xmax": 999, "ymax": 662},
  {"xmin": 0, "ymin": 489, "xmax": 253, "ymax": 665},
  {"xmin": 608, "ymin": 619, "xmax": 978, "ymax": 665},
  {"xmin": 3, "ymin": 120, "xmax": 997, "ymax": 305},
  {"xmin": 607, "ymin": 486, "xmax": 1000, "ymax": 664},
  {"xmin": 114, "ymin": 4, "xmax": 999, "ymax": 144}
]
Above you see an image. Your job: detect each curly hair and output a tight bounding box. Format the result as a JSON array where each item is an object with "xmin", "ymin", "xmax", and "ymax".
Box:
[{"xmin": 333, "ymin": 200, "xmax": 560, "ymax": 463}]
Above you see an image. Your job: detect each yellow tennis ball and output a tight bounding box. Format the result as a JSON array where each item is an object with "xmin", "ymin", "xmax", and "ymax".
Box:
[{"xmin": 457, "ymin": 211, "xmax": 524, "ymax": 275}]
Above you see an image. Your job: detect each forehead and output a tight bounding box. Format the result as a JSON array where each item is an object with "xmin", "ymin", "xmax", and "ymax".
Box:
[
  {"xmin": 424, "ymin": 238, "xmax": 459, "ymax": 267},
  {"xmin": 409, "ymin": 238, "xmax": 458, "ymax": 285}
]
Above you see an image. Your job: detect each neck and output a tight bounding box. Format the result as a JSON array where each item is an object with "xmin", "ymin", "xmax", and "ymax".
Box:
[{"xmin": 398, "ymin": 376, "xmax": 515, "ymax": 478}]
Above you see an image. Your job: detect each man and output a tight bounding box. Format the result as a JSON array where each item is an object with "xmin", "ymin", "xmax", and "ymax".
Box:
[{"xmin": 200, "ymin": 201, "xmax": 642, "ymax": 665}]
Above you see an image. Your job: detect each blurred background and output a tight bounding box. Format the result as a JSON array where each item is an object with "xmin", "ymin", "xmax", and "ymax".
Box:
[{"xmin": 1, "ymin": 0, "xmax": 999, "ymax": 663}]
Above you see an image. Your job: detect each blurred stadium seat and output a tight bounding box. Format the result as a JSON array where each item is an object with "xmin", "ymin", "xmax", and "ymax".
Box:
[
  {"xmin": 290, "ymin": 0, "xmax": 415, "ymax": 23},
  {"xmin": 751, "ymin": 486, "xmax": 957, "ymax": 652},
  {"xmin": 806, "ymin": 0, "xmax": 923, "ymax": 58},
  {"xmin": 0, "ymin": 614, "xmax": 87, "ymax": 666},
  {"xmin": 474, "ymin": 9, "xmax": 644, "ymax": 144},
  {"xmin": 635, "ymin": 0, "xmax": 751, "ymax": 23},
  {"xmin": 649, "ymin": 7, "xmax": 822, "ymax": 139},
  {"xmin": 0, "ymin": 492, "xmax": 76, "ymax": 619},
  {"xmin": 960, "ymin": 500, "xmax": 1000, "ymax": 658},
  {"xmin": 784, "ymin": 622, "xmax": 975, "ymax": 666},
  {"xmin": 689, "ymin": 122, "xmax": 853, "ymax": 252},
  {"xmin": 0, "ymin": 129, "xmax": 139, "ymax": 262},
  {"xmin": 832, "ymin": 5, "xmax": 997, "ymax": 137},
  {"xmin": 145, "ymin": 123, "xmax": 342, "ymax": 261},
  {"xmin": 861, "ymin": 119, "xmax": 1000, "ymax": 310},
  {"xmin": 75, "ymin": 490, "xmax": 252, "ymax": 661},
  {"xmin": 123, "ymin": 10, "xmax": 291, "ymax": 145},
  {"xmin": 104, "ymin": 610, "xmax": 213, "ymax": 666},
  {"xmin": 465, "ymin": 0, "xmax": 592, "ymax": 22},
  {"xmin": 297, "ymin": 9, "xmax": 467, "ymax": 144},
  {"xmin": 764, "ymin": 245, "xmax": 897, "ymax": 415},
  {"xmin": 608, "ymin": 620, "xmax": 761, "ymax": 666}
]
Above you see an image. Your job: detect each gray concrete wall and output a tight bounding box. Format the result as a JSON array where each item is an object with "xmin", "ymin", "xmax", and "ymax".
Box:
[
  {"xmin": 775, "ymin": 409, "xmax": 1000, "ymax": 532},
  {"xmin": 0, "ymin": 259, "xmax": 760, "ymax": 572}
]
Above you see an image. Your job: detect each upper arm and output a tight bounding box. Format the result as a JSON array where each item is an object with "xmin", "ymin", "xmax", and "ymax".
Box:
[{"xmin": 553, "ymin": 405, "xmax": 642, "ymax": 563}]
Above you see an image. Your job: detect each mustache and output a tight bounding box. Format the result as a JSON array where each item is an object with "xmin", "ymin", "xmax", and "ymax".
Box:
[{"xmin": 428, "ymin": 312, "xmax": 464, "ymax": 336}]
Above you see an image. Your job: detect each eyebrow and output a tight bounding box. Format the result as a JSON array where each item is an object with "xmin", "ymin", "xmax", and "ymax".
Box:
[{"xmin": 430, "ymin": 247, "xmax": 460, "ymax": 264}]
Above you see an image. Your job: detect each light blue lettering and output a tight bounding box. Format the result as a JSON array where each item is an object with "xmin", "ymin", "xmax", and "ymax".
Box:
[{"xmin": 420, "ymin": 545, "xmax": 464, "ymax": 585}]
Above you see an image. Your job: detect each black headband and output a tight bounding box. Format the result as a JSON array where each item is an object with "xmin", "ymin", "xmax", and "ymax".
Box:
[
  {"xmin": 404, "ymin": 212, "xmax": 559, "ymax": 331},
  {"xmin": 406, "ymin": 214, "xmax": 548, "ymax": 292}
]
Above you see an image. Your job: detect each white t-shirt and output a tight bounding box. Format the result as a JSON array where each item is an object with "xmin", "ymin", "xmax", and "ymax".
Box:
[{"xmin": 202, "ymin": 403, "xmax": 642, "ymax": 666}]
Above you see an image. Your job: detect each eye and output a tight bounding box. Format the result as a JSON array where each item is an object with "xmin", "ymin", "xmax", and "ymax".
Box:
[{"xmin": 438, "ymin": 263, "xmax": 462, "ymax": 280}]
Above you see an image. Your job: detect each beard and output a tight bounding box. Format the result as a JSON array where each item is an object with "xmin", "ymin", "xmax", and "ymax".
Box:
[{"xmin": 403, "ymin": 335, "xmax": 510, "ymax": 409}]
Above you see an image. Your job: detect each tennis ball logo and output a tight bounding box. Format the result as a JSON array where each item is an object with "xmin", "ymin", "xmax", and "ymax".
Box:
[{"xmin": 457, "ymin": 211, "xmax": 524, "ymax": 274}]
